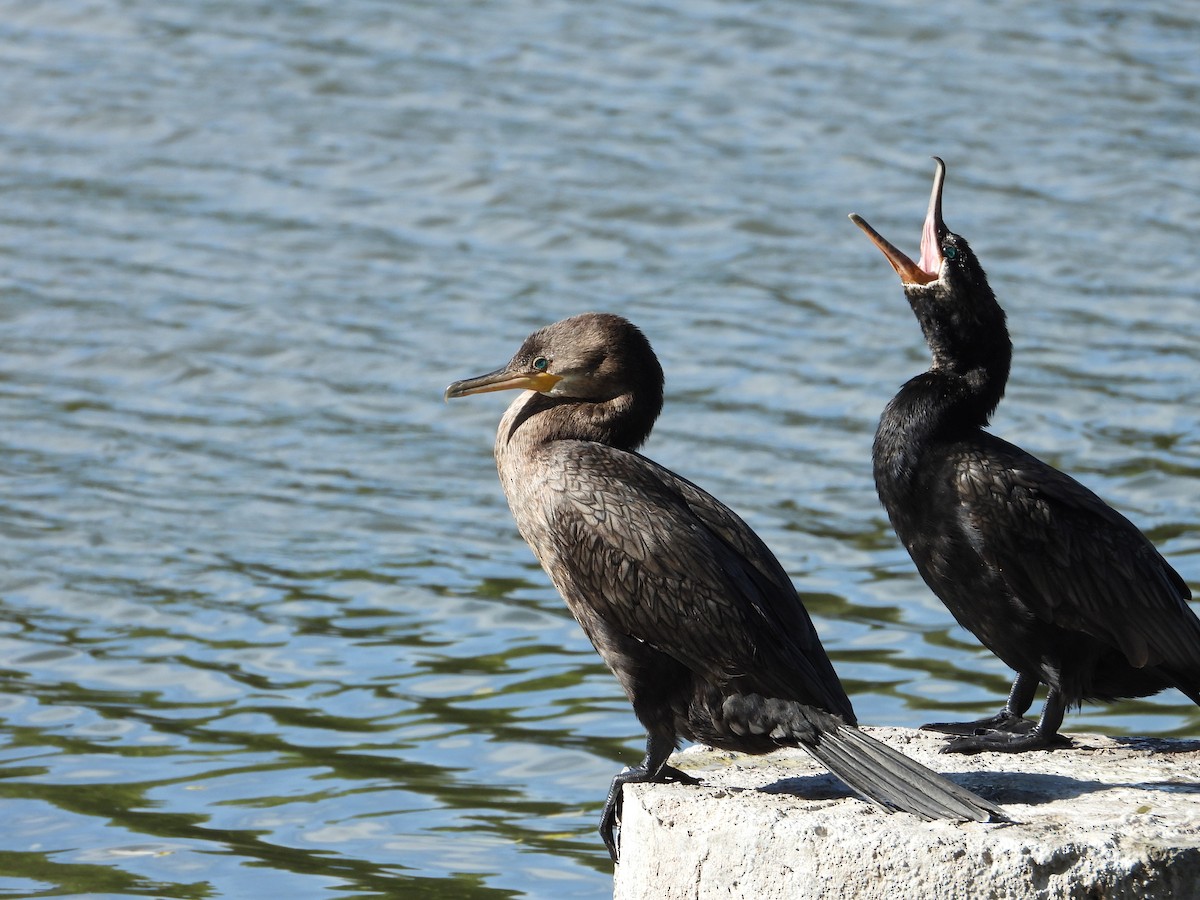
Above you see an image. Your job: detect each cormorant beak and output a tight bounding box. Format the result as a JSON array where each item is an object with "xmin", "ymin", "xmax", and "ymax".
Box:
[
  {"xmin": 444, "ymin": 366, "xmax": 563, "ymax": 401},
  {"xmin": 849, "ymin": 157, "xmax": 947, "ymax": 286}
]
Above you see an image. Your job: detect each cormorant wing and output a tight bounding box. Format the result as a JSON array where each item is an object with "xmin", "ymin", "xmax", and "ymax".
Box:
[
  {"xmin": 956, "ymin": 433, "xmax": 1199, "ymax": 671},
  {"xmin": 535, "ymin": 440, "xmax": 855, "ymax": 720}
]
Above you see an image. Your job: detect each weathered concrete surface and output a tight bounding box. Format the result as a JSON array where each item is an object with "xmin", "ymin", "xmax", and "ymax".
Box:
[{"xmin": 612, "ymin": 727, "xmax": 1200, "ymax": 900}]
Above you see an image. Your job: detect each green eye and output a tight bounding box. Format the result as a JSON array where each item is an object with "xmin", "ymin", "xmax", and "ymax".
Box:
[
  {"xmin": 944, "ymin": 245, "xmax": 958, "ymax": 260},
  {"xmin": 532, "ymin": 356, "xmax": 549, "ymax": 371}
]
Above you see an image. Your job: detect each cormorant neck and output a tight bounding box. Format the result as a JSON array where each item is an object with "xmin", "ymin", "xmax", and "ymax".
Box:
[
  {"xmin": 874, "ymin": 357, "xmax": 1009, "ymax": 494},
  {"xmin": 887, "ymin": 283, "xmax": 1011, "ymax": 452},
  {"xmin": 905, "ymin": 274, "xmax": 1012, "ymax": 426},
  {"xmin": 499, "ymin": 385, "xmax": 662, "ymax": 453},
  {"xmin": 929, "ymin": 346, "xmax": 1011, "ymax": 428}
]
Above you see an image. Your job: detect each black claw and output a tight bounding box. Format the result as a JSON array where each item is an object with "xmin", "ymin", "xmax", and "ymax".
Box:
[
  {"xmin": 599, "ymin": 765, "xmax": 641, "ymax": 862},
  {"xmin": 599, "ymin": 793, "xmax": 622, "ymax": 861}
]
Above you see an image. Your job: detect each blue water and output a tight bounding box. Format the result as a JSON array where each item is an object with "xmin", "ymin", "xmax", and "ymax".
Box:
[{"xmin": 0, "ymin": 1, "xmax": 1197, "ymax": 897}]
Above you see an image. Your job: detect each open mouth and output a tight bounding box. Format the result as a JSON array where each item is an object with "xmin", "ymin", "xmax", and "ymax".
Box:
[{"xmin": 849, "ymin": 158, "xmax": 947, "ymax": 286}]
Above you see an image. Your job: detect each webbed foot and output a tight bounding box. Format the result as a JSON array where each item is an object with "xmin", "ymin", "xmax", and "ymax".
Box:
[
  {"xmin": 920, "ymin": 709, "xmax": 1036, "ymax": 736},
  {"xmin": 939, "ymin": 728, "xmax": 1072, "ymax": 755},
  {"xmin": 599, "ymin": 763, "xmax": 700, "ymax": 861}
]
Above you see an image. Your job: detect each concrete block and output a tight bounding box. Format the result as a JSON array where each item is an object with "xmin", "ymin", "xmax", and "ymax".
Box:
[{"xmin": 612, "ymin": 727, "xmax": 1200, "ymax": 900}]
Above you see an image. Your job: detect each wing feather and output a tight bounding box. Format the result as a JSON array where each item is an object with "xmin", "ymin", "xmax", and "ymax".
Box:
[
  {"xmin": 955, "ymin": 434, "xmax": 1198, "ymax": 671},
  {"xmin": 532, "ymin": 440, "xmax": 854, "ymax": 720}
]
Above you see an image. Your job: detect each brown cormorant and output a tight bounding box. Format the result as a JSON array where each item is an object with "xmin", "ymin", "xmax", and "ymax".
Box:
[
  {"xmin": 445, "ymin": 312, "xmax": 1005, "ymax": 858},
  {"xmin": 850, "ymin": 159, "xmax": 1200, "ymax": 753}
]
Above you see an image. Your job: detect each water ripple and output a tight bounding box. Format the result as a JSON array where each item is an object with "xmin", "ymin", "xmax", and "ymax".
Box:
[{"xmin": 0, "ymin": 1, "xmax": 1197, "ymax": 897}]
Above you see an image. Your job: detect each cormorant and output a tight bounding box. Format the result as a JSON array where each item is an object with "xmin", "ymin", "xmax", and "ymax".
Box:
[
  {"xmin": 445, "ymin": 312, "xmax": 1005, "ymax": 858},
  {"xmin": 850, "ymin": 158, "xmax": 1200, "ymax": 753}
]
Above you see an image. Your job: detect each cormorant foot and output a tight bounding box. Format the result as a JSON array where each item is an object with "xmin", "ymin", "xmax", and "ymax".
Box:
[
  {"xmin": 920, "ymin": 710, "xmax": 1036, "ymax": 737},
  {"xmin": 657, "ymin": 764, "xmax": 700, "ymax": 785},
  {"xmin": 938, "ymin": 729, "xmax": 1072, "ymax": 755},
  {"xmin": 599, "ymin": 764, "xmax": 701, "ymax": 861}
]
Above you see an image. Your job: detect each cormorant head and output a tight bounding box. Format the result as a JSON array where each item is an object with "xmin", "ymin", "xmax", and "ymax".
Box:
[
  {"xmin": 849, "ymin": 158, "xmax": 1010, "ymax": 377},
  {"xmin": 444, "ymin": 312, "xmax": 665, "ymax": 448}
]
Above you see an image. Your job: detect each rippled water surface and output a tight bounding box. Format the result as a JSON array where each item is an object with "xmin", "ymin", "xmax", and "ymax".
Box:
[{"xmin": 1, "ymin": 1, "xmax": 1198, "ymax": 897}]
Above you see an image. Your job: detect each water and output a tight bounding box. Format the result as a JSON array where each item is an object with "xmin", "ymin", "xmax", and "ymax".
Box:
[{"xmin": 0, "ymin": 1, "xmax": 1197, "ymax": 897}]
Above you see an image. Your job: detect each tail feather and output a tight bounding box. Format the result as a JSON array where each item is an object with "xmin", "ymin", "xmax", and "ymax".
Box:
[
  {"xmin": 805, "ymin": 725, "xmax": 1007, "ymax": 823},
  {"xmin": 812, "ymin": 734, "xmax": 951, "ymax": 820},
  {"xmin": 715, "ymin": 693, "xmax": 1007, "ymax": 822}
]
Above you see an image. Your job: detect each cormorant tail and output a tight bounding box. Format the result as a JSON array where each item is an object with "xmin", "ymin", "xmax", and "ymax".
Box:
[
  {"xmin": 719, "ymin": 694, "xmax": 1006, "ymax": 822},
  {"xmin": 806, "ymin": 725, "xmax": 1008, "ymax": 823}
]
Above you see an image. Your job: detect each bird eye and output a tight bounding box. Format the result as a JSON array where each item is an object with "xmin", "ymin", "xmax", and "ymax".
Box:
[
  {"xmin": 943, "ymin": 244, "xmax": 958, "ymax": 260},
  {"xmin": 532, "ymin": 356, "xmax": 549, "ymax": 371}
]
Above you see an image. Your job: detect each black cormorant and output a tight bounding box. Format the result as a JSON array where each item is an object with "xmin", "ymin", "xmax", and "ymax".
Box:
[
  {"xmin": 445, "ymin": 312, "xmax": 1005, "ymax": 857},
  {"xmin": 850, "ymin": 159, "xmax": 1200, "ymax": 753}
]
